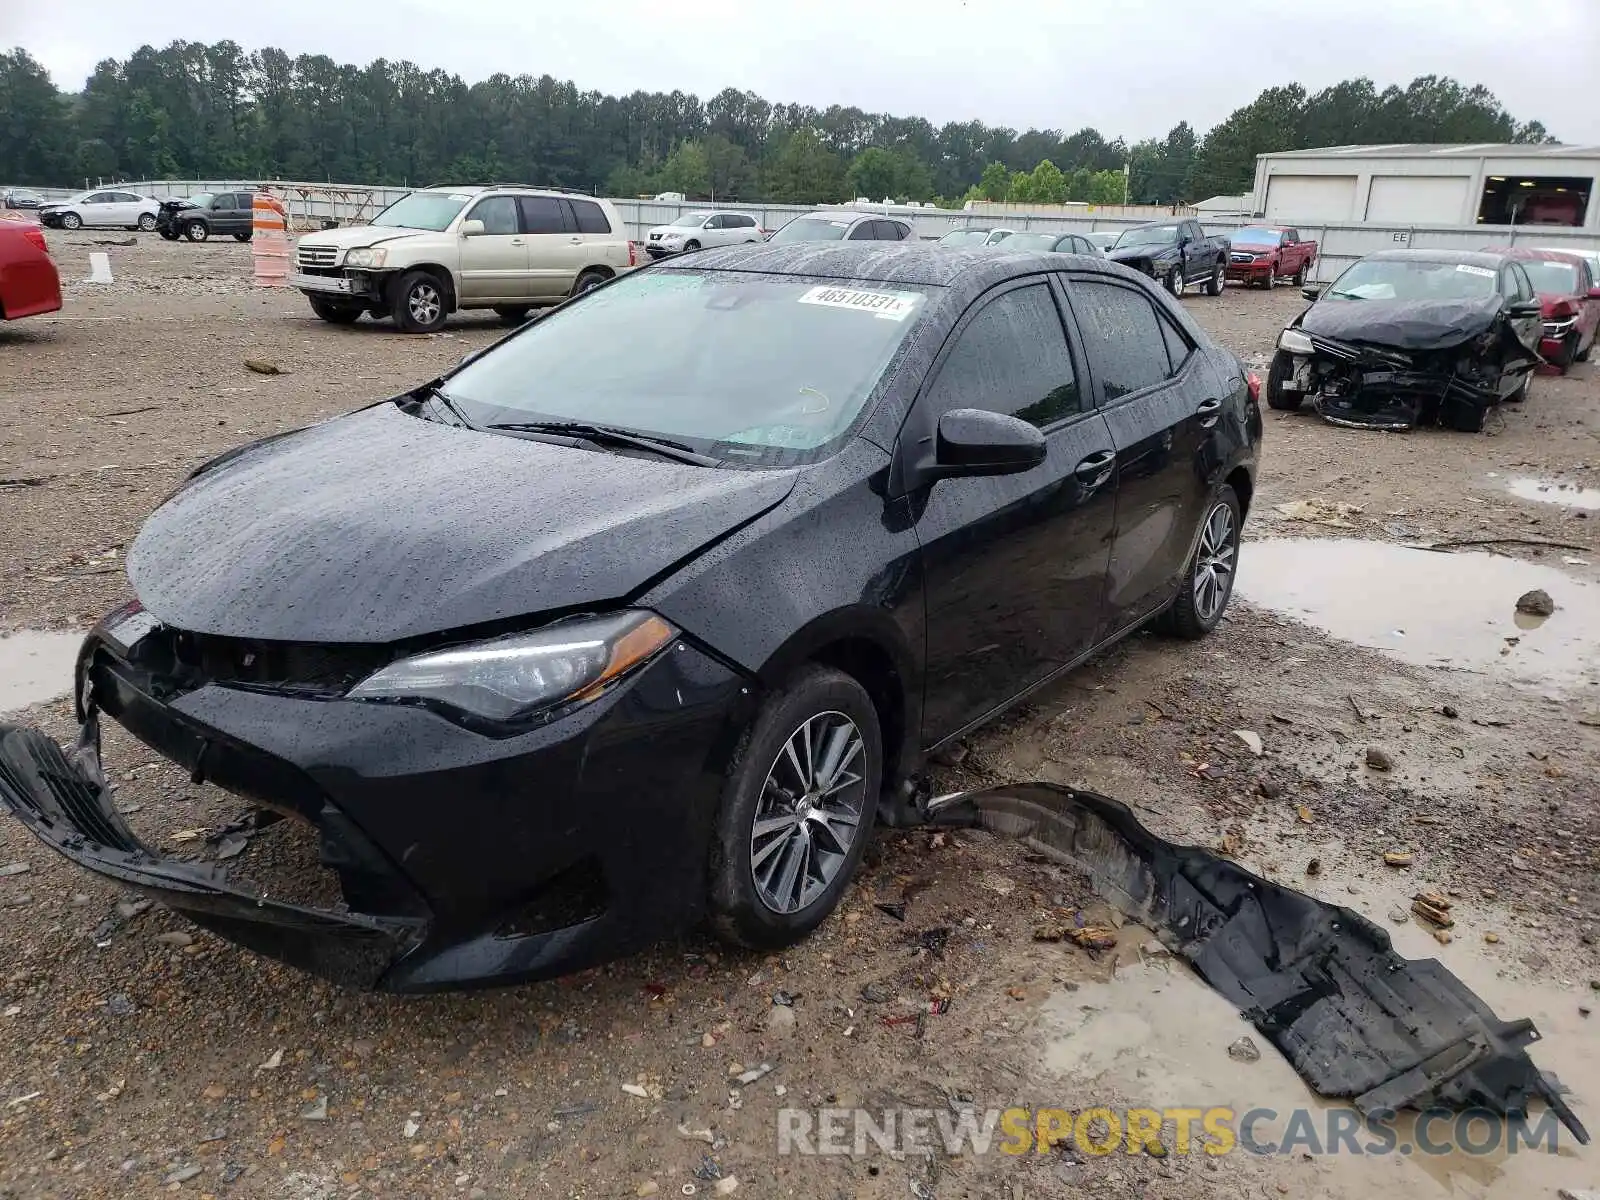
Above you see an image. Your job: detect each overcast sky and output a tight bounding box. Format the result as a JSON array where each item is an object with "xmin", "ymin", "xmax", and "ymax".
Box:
[{"xmin": 5, "ymin": 0, "xmax": 1597, "ymax": 144}]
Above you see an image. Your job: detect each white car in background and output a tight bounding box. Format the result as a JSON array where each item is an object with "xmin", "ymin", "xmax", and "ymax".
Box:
[
  {"xmin": 644, "ymin": 211, "xmax": 764, "ymax": 258},
  {"xmin": 38, "ymin": 189, "xmax": 161, "ymax": 232}
]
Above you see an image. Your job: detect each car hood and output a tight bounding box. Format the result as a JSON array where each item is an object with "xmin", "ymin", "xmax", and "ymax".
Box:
[
  {"xmin": 1297, "ymin": 295, "xmax": 1505, "ymax": 352},
  {"xmin": 648, "ymin": 225, "xmax": 697, "ymax": 238},
  {"xmin": 126, "ymin": 403, "xmax": 800, "ymax": 643},
  {"xmin": 294, "ymin": 225, "xmax": 432, "ymax": 252},
  {"xmin": 1108, "ymin": 243, "xmax": 1172, "ymax": 260},
  {"xmin": 1535, "ymin": 292, "xmax": 1579, "ymax": 316}
]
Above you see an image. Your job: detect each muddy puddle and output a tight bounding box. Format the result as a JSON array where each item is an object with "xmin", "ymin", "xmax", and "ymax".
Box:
[
  {"xmin": 1507, "ymin": 477, "xmax": 1600, "ymax": 511},
  {"xmin": 1238, "ymin": 539, "xmax": 1600, "ymax": 693},
  {"xmin": 1036, "ymin": 930, "xmax": 1595, "ymax": 1197},
  {"xmin": 0, "ymin": 630, "xmax": 81, "ymax": 715}
]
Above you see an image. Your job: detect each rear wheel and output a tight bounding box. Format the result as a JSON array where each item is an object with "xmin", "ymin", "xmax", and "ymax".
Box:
[
  {"xmin": 391, "ymin": 270, "xmax": 448, "ymax": 333},
  {"xmin": 1265, "ymin": 350, "xmax": 1303, "ymax": 411},
  {"xmin": 570, "ymin": 269, "xmax": 608, "ymax": 298},
  {"xmin": 1159, "ymin": 485, "xmax": 1242, "ymax": 640},
  {"xmin": 308, "ymin": 296, "xmax": 362, "ymax": 325},
  {"xmin": 493, "ymin": 305, "xmax": 531, "ymax": 325},
  {"xmin": 184, "ymin": 221, "xmax": 209, "ymax": 242},
  {"xmin": 709, "ymin": 665, "xmax": 881, "ymax": 950},
  {"xmin": 1292, "ymin": 262, "xmax": 1308, "ymax": 287},
  {"xmin": 137, "ymin": 213, "xmax": 156, "ymax": 232}
]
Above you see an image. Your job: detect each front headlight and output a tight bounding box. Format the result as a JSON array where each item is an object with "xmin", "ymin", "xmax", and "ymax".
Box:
[
  {"xmin": 345, "ymin": 247, "xmax": 387, "ymax": 268},
  {"xmin": 1278, "ymin": 327, "xmax": 1315, "ymax": 355},
  {"xmin": 346, "ymin": 611, "xmax": 678, "ymax": 724}
]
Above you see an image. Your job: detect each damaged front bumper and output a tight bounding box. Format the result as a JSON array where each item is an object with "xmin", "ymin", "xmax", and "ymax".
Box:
[
  {"xmin": 0, "ymin": 621, "xmax": 749, "ymax": 991},
  {"xmin": 1283, "ymin": 334, "xmax": 1505, "ymax": 432}
]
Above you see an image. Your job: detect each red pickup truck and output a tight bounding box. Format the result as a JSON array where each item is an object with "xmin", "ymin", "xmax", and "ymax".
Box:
[
  {"xmin": 0, "ymin": 211, "xmax": 62, "ymax": 322},
  {"xmin": 1225, "ymin": 225, "xmax": 1317, "ymax": 289}
]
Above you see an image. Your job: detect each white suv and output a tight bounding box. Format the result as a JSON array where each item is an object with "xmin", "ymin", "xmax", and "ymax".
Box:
[
  {"xmin": 643, "ymin": 210, "xmax": 764, "ymax": 258},
  {"xmin": 290, "ymin": 185, "xmax": 638, "ymax": 332}
]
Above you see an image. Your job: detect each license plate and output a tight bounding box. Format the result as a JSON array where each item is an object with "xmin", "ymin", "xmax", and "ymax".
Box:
[
  {"xmin": 290, "ymin": 272, "xmax": 351, "ymax": 293},
  {"xmin": 104, "ymin": 609, "xmax": 159, "ymax": 654}
]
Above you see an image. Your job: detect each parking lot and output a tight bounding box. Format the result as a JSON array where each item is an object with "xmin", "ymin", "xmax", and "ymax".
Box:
[{"xmin": 1, "ymin": 232, "xmax": 1598, "ymax": 1199}]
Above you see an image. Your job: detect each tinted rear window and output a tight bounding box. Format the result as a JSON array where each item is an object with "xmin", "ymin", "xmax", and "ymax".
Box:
[{"xmin": 570, "ymin": 199, "xmax": 612, "ymax": 234}]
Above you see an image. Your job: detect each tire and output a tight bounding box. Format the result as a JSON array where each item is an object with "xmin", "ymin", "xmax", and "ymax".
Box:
[
  {"xmin": 493, "ymin": 305, "xmax": 531, "ymax": 325},
  {"xmin": 1265, "ymin": 350, "xmax": 1302, "ymax": 410},
  {"xmin": 570, "ymin": 269, "xmax": 607, "ymax": 298},
  {"xmin": 709, "ymin": 665, "xmax": 882, "ymax": 950},
  {"xmin": 1551, "ymin": 333, "xmax": 1578, "ymax": 371},
  {"xmin": 1203, "ymin": 259, "xmax": 1224, "ymax": 296},
  {"xmin": 159, "ymin": 229, "xmax": 178, "ymax": 241},
  {"xmin": 391, "ymin": 270, "xmax": 449, "ymax": 333},
  {"xmin": 1293, "ymin": 262, "xmax": 1308, "ymax": 287},
  {"xmin": 232, "ymin": 230, "xmax": 251, "ymax": 242},
  {"xmin": 1263, "ymin": 264, "xmax": 1277, "ymax": 290},
  {"xmin": 1160, "ymin": 485, "xmax": 1242, "ymax": 640},
  {"xmin": 1577, "ymin": 338, "xmax": 1593, "ymax": 363},
  {"xmin": 309, "ymin": 297, "xmax": 362, "ymax": 325},
  {"xmin": 683, "ymin": 239, "xmax": 701, "ymax": 252},
  {"xmin": 1441, "ymin": 399, "xmax": 1487, "ymax": 433},
  {"xmin": 1166, "ymin": 265, "xmax": 1185, "ymax": 298},
  {"xmin": 60, "ymin": 212, "xmax": 82, "ymax": 231},
  {"xmin": 1506, "ymin": 372, "xmax": 1531, "ymax": 403},
  {"xmin": 184, "ymin": 221, "xmax": 209, "ymax": 243},
  {"xmin": 137, "ymin": 213, "xmax": 156, "ymax": 232}
]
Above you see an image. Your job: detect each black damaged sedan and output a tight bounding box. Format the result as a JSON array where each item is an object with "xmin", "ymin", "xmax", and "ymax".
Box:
[{"xmin": 0, "ymin": 244, "xmax": 1260, "ymax": 991}]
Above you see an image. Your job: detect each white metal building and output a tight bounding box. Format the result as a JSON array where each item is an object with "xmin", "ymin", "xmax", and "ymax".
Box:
[{"xmin": 1250, "ymin": 144, "xmax": 1600, "ymax": 229}]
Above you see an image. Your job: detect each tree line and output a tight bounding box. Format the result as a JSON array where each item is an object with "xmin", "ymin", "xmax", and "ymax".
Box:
[{"xmin": 0, "ymin": 43, "xmax": 1553, "ymax": 208}]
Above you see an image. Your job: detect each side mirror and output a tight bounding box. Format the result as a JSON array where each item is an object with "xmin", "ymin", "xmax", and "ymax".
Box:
[
  {"xmin": 933, "ymin": 409, "xmax": 1046, "ymax": 478},
  {"xmin": 1301, "ymin": 286, "xmax": 1322, "ymax": 301},
  {"xmin": 460, "ymin": 219, "xmax": 486, "ymax": 237},
  {"xmin": 1507, "ymin": 299, "xmax": 1542, "ymax": 318}
]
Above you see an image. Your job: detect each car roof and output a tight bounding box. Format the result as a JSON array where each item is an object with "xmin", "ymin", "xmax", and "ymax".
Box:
[
  {"xmin": 672, "ymin": 241, "xmax": 1108, "ymax": 289},
  {"xmin": 794, "ymin": 211, "xmax": 900, "ymax": 224},
  {"xmin": 1482, "ymin": 245, "xmax": 1590, "ymax": 265},
  {"xmin": 1362, "ymin": 248, "xmax": 1509, "ymax": 268}
]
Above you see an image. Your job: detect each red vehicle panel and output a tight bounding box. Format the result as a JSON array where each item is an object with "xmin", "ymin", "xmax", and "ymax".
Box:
[
  {"xmin": 1484, "ymin": 245, "xmax": 1600, "ymax": 371},
  {"xmin": 1225, "ymin": 225, "xmax": 1318, "ymax": 289},
  {"xmin": 0, "ymin": 212, "xmax": 63, "ymax": 321}
]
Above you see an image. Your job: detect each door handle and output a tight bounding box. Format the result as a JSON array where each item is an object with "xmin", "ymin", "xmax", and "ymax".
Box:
[
  {"xmin": 1074, "ymin": 450, "xmax": 1115, "ymax": 486},
  {"xmin": 569, "ymin": 236, "xmax": 583, "ymax": 244},
  {"xmin": 1196, "ymin": 398, "xmax": 1222, "ymax": 429},
  {"xmin": 509, "ymin": 238, "xmax": 525, "ymax": 246}
]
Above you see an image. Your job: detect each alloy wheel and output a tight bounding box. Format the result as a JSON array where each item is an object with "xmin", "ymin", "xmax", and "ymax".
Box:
[
  {"xmin": 1168, "ymin": 267, "xmax": 1184, "ymax": 298},
  {"xmin": 749, "ymin": 711, "xmax": 868, "ymax": 915},
  {"xmin": 1193, "ymin": 502, "xmax": 1237, "ymax": 623},
  {"xmin": 408, "ymin": 282, "xmax": 442, "ymax": 326}
]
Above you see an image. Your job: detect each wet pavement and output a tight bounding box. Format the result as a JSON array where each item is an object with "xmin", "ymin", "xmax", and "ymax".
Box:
[
  {"xmin": 1237, "ymin": 539, "xmax": 1600, "ymax": 696},
  {"xmin": 1506, "ymin": 476, "xmax": 1600, "ymax": 511},
  {"xmin": 0, "ymin": 630, "xmax": 82, "ymax": 715}
]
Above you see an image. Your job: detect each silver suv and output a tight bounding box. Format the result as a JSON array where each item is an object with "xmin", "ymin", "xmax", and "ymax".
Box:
[
  {"xmin": 291, "ymin": 185, "xmax": 638, "ymax": 332},
  {"xmin": 767, "ymin": 211, "xmax": 916, "ymax": 244}
]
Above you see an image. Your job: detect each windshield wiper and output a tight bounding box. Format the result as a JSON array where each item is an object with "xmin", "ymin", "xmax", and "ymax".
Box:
[
  {"xmin": 486, "ymin": 421, "xmax": 721, "ymax": 467},
  {"xmin": 412, "ymin": 383, "xmax": 479, "ymax": 429}
]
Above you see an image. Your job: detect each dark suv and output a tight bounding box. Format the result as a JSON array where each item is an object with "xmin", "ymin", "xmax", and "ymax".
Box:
[{"xmin": 157, "ymin": 192, "xmax": 255, "ymax": 242}]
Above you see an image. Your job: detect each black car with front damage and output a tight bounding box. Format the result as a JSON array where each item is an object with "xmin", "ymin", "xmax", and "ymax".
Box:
[
  {"xmin": 156, "ymin": 191, "xmax": 255, "ymax": 242},
  {"xmin": 1107, "ymin": 218, "xmax": 1230, "ymax": 298},
  {"xmin": 1266, "ymin": 249, "xmax": 1544, "ymax": 432},
  {"xmin": 0, "ymin": 244, "xmax": 1261, "ymax": 993}
]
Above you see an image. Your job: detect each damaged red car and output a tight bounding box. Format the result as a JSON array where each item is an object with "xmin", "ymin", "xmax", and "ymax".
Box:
[
  {"xmin": 0, "ymin": 244, "xmax": 1260, "ymax": 992},
  {"xmin": 1482, "ymin": 246, "xmax": 1600, "ymax": 370},
  {"xmin": 1266, "ymin": 249, "xmax": 1543, "ymax": 432}
]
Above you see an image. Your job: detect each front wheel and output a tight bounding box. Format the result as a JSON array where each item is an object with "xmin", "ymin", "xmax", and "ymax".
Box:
[
  {"xmin": 184, "ymin": 221, "xmax": 209, "ymax": 242},
  {"xmin": 1159, "ymin": 485, "xmax": 1242, "ymax": 640},
  {"xmin": 709, "ymin": 665, "xmax": 881, "ymax": 950},
  {"xmin": 1550, "ymin": 333, "xmax": 1578, "ymax": 371},
  {"xmin": 1263, "ymin": 265, "xmax": 1277, "ymax": 290},
  {"xmin": 309, "ymin": 296, "xmax": 363, "ymax": 325},
  {"xmin": 1166, "ymin": 265, "xmax": 1185, "ymax": 298},
  {"xmin": 1265, "ymin": 350, "xmax": 1303, "ymax": 411},
  {"xmin": 60, "ymin": 212, "xmax": 82, "ymax": 231},
  {"xmin": 683, "ymin": 239, "xmax": 701, "ymax": 252},
  {"xmin": 159, "ymin": 229, "xmax": 178, "ymax": 241},
  {"xmin": 1203, "ymin": 260, "xmax": 1224, "ymax": 296},
  {"xmin": 137, "ymin": 213, "xmax": 156, "ymax": 232},
  {"xmin": 391, "ymin": 270, "xmax": 448, "ymax": 333},
  {"xmin": 493, "ymin": 305, "xmax": 531, "ymax": 325}
]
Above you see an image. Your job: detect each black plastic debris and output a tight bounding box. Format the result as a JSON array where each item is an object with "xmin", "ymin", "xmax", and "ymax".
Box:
[{"xmin": 926, "ymin": 783, "xmax": 1588, "ymax": 1145}]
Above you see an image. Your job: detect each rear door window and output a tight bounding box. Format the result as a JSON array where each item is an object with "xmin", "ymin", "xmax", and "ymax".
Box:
[
  {"xmin": 1069, "ymin": 278, "xmax": 1176, "ymax": 401},
  {"xmin": 847, "ymin": 221, "xmax": 877, "ymax": 241},
  {"xmin": 570, "ymin": 199, "xmax": 613, "ymax": 234},
  {"xmin": 519, "ymin": 196, "xmax": 568, "ymax": 235}
]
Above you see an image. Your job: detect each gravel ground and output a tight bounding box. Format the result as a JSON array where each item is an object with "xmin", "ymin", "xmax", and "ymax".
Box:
[{"xmin": 1, "ymin": 232, "xmax": 1597, "ymax": 1198}]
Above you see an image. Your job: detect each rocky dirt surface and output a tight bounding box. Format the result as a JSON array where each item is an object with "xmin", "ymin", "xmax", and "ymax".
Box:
[{"xmin": 0, "ymin": 232, "xmax": 1597, "ymax": 1198}]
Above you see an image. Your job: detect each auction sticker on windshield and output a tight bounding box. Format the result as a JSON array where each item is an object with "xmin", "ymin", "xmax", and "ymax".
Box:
[
  {"xmin": 799, "ymin": 286, "xmax": 923, "ymax": 321},
  {"xmin": 1456, "ymin": 264, "xmax": 1496, "ymax": 278}
]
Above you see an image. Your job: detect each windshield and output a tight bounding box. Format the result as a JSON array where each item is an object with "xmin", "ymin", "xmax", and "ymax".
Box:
[
  {"xmin": 669, "ymin": 213, "xmax": 708, "ymax": 228},
  {"xmin": 938, "ymin": 230, "xmax": 990, "ymax": 246},
  {"xmin": 186, "ymin": 192, "xmax": 215, "ymax": 208},
  {"xmin": 1325, "ymin": 258, "xmax": 1499, "ymax": 302},
  {"xmin": 995, "ymin": 232, "xmax": 1061, "ymax": 253},
  {"xmin": 442, "ymin": 270, "xmax": 931, "ymax": 464},
  {"xmin": 1231, "ymin": 227, "xmax": 1282, "ymax": 246},
  {"xmin": 1520, "ymin": 259, "xmax": 1579, "ymax": 294},
  {"xmin": 769, "ymin": 217, "xmax": 854, "ymax": 244},
  {"xmin": 371, "ymin": 191, "xmax": 472, "ymax": 231},
  {"xmin": 1113, "ymin": 224, "xmax": 1180, "ymax": 249}
]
